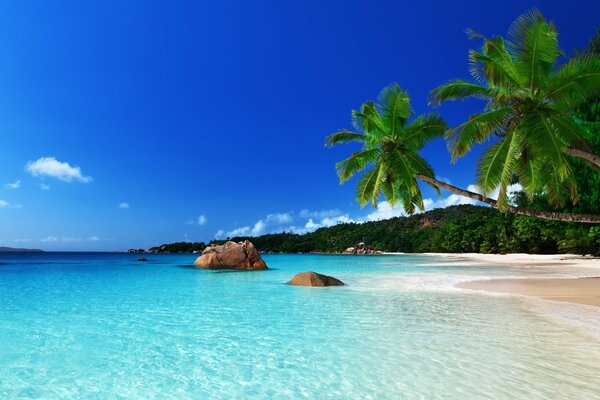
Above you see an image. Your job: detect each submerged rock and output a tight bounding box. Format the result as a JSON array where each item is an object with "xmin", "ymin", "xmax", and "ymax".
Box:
[
  {"xmin": 287, "ymin": 271, "xmax": 345, "ymax": 287},
  {"xmin": 193, "ymin": 240, "xmax": 268, "ymax": 270},
  {"xmin": 137, "ymin": 257, "xmax": 148, "ymax": 262}
]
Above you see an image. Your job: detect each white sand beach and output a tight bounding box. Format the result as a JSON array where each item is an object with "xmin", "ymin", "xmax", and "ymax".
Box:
[{"xmin": 417, "ymin": 253, "xmax": 600, "ymax": 307}]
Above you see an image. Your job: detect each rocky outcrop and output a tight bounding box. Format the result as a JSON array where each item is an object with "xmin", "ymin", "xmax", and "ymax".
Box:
[
  {"xmin": 193, "ymin": 240, "xmax": 268, "ymax": 270},
  {"xmin": 343, "ymin": 242, "xmax": 382, "ymax": 255},
  {"xmin": 287, "ymin": 271, "xmax": 345, "ymax": 287}
]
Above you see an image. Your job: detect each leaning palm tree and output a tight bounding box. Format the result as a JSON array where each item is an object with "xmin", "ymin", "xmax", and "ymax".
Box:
[
  {"xmin": 325, "ymin": 83, "xmax": 446, "ymax": 214},
  {"xmin": 328, "ymin": 83, "xmax": 600, "ymax": 223},
  {"xmin": 430, "ymin": 9, "xmax": 600, "ymax": 208}
]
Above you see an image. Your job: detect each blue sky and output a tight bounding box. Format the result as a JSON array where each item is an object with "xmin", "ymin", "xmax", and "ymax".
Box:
[{"xmin": 0, "ymin": 0, "xmax": 598, "ymax": 250}]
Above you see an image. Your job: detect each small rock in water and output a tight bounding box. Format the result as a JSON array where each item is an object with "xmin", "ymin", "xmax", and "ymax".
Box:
[
  {"xmin": 287, "ymin": 271, "xmax": 345, "ymax": 287},
  {"xmin": 137, "ymin": 258, "xmax": 148, "ymax": 262}
]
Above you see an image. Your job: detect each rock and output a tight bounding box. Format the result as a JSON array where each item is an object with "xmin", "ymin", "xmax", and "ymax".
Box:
[
  {"xmin": 343, "ymin": 242, "xmax": 382, "ymax": 255},
  {"xmin": 193, "ymin": 240, "xmax": 268, "ymax": 270},
  {"xmin": 287, "ymin": 271, "xmax": 345, "ymax": 287},
  {"xmin": 137, "ymin": 257, "xmax": 148, "ymax": 262}
]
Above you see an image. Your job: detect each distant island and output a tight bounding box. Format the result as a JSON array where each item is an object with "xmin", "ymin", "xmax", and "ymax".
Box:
[
  {"xmin": 136, "ymin": 205, "xmax": 600, "ymax": 256},
  {"xmin": 0, "ymin": 246, "xmax": 45, "ymax": 253}
]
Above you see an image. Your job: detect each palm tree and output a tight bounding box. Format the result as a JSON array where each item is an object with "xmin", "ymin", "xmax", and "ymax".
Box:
[
  {"xmin": 328, "ymin": 83, "xmax": 600, "ymax": 223},
  {"xmin": 430, "ymin": 9, "xmax": 600, "ymax": 209},
  {"xmin": 325, "ymin": 83, "xmax": 446, "ymax": 214}
]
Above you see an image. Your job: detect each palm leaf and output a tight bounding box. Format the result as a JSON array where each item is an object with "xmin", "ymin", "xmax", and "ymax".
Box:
[
  {"xmin": 377, "ymin": 83, "xmax": 411, "ymax": 137},
  {"xmin": 324, "ymin": 130, "xmax": 365, "ymax": 147},
  {"xmin": 469, "ymin": 36, "xmax": 524, "ymax": 89},
  {"xmin": 508, "ymin": 9, "xmax": 559, "ymax": 90},
  {"xmin": 356, "ymin": 163, "xmax": 385, "ymax": 207},
  {"xmin": 446, "ymin": 107, "xmax": 512, "ymax": 160},
  {"xmin": 547, "ymin": 56, "xmax": 600, "ymax": 109},
  {"xmin": 476, "ymin": 131, "xmax": 522, "ymax": 206},
  {"xmin": 402, "ymin": 113, "xmax": 447, "ymax": 149},
  {"xmin": 335, "ymin": 148, "xmax": 380, "ymax": 182},
  {"xmin": 429, "ymin": 80, "xmax": 498, "ymax": 105}
]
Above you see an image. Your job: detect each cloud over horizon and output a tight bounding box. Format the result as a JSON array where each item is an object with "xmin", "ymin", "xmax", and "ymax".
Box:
[{"xmin": 213, "ymin": 184, "xmax": 524, "ymax": 239}]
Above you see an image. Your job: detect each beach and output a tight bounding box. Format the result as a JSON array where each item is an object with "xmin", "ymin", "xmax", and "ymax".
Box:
[{"xmin": 419, "ymin": 253, "xmax": 600, "ymax": 307}]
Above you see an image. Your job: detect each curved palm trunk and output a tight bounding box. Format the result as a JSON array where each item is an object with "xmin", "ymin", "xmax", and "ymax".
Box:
[
  {"xmin": 416, "ymin": 175, "xmax": 600, "ymax": 224},
  {"xmin": 565, "ymin": 147, "xmax": 600, "ymax": 170}
]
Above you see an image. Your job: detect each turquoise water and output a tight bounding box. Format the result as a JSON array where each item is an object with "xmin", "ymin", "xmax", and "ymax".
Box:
[{"xmin": 1, "ymin": 253, "xmax": 600, "ymax": 399}]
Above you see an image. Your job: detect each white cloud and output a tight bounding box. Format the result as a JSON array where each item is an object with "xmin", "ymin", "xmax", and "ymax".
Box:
[
  {"xmin": 298, "ymin": 209, "xmax": 343, "ymax": 219},
  {"xmin": 26, "ymin": 157, "xmax": 92, "ymax": 183},
  {"xmin": 251, "ymin": 220, "xmax": 266, "ymax": 236},
  {"xmin": 40, "ymin": 236, "xmax": 99, "ymax": 243},
  {"xmin": 226, "ymin": 226, "xmax": 251, "ymax": 237},
  {"xmin": 4, "ymin": 180, "xmax": 20, "ymax": 189},
  {"xmin": 0, "ymin": 199, "xmax": 21, "ymax": 209},
  {"xmin": 213, "ymin": 184, "xmax": 528, "ymax": 240},
  {"xmin": 60, "ymin": 237, "xmax": 83, "ymax": 242},
  {"xmin": 186, "ymin": 215, "xmax": 207, "ymax": 225},
  {"xmin": 265, "ymin": 213, "xmax": 293, "ymax": 224},
  {"xmin": 119, "ymin": 202, "xmax": 130, "ymax": 209},
  {"xmin": 39, "ymin": 183, "xmax": 51, "ymax": 190},
  {"xmin": 364, "ymin": 201, "xmax": 407, "ymax": 221}
]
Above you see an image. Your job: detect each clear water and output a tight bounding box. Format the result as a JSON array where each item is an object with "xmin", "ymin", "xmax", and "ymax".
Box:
[{"xmin": 1, "ymin": 253, "xmax": 600, "ymax": 399}]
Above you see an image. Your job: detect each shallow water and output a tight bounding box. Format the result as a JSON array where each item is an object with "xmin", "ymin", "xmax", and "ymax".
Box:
[{"xmin": 1, "ymin": 253, "xmax": 599, "ymax": 399}]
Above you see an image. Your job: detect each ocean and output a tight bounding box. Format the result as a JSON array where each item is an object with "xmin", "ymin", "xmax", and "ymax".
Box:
[{"xmin": 1, "ymin": 252, "xmax": 600, "ymax": 399}]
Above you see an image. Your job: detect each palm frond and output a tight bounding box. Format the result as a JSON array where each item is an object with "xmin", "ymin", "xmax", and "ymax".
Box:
[
  {"xmin": 515, "ymin": 156, "xmax": 544, "ymax": 200},
  {"xmin": 377, "ymin": 83, "xmax": 411, "ymax": 136},
  {"xmin": 402, "ymin": 113, "xmax": 447, "ymax": 149},
  {"xmin": 476, "ymin": 131, "xmax": 522, "ymax": 206},
  {"xmin": 351, "ymin": 101, "xmax": 385, "ymax": 134},
  {"xmin": 324, "ymin": 130, "xmax": 365, "ymax": 147},
  {"xmin": 429, "ymin": 80, "xmax": 497, "ymax": 106},
  {"xmin": 403, "ymin": 151, "xmax": 441, "ymax": 196},
  {"xmin": 469, "ymin": 36, "xmax": 524, "ymax": 89},
  {"xmin": 446, "ymin": 107, "xmax": 512, "ymax": 160},
  {"xmin": 356, "ymin": 163, "xmax": 385, "ymax": 207},
  {"xmin": 521, "ymin": 111, "xmax": 570, "ymax": 178},
  {"xmin": 507, "ymin": 8, "xmax": 559, "ymax": 90},
  {"xmin": 335, "ymin": 148, "xmax": 380, "ymax": 183},
  {"xmin": 547, "ymin": 56, "xmax": 600, "ymax": 109}
]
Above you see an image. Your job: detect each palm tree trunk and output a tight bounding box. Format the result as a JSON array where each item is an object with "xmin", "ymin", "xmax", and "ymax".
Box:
[
  {"xmin": 416, "ymin": 175, "xmax": 600, "ymax": 223},
  {"xmin": 565, "ymin": 147, "xmax": 600, "ymax": 169}
]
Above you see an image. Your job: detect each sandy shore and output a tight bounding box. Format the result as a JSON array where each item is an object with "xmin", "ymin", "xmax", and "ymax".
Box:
[
  {"xmin": 418, "ymin": 252, "xmax": 600, "ymax": 268},
  {"xmin": 413, "ymin": 253, "xmax": 600, "ymax": 307},
  {"xmin": 458, "ymin": 277, "xmax": 600, "ymax": 307}
]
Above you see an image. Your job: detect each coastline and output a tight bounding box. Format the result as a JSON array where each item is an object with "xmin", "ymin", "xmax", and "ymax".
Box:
[{"xmin": 406, "ymin": 252, "xmax": 600, "ymax": 308}]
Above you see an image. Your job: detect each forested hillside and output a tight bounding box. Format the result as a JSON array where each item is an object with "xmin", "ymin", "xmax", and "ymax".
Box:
[{"xmin": 153, "ymin": 205, "xmax": 599, "ymax": 255}]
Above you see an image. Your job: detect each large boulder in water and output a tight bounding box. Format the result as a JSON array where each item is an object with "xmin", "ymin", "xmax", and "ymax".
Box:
[
  {"xmin": 193, "ymin": 240, "xmax": 268, "ymax": 270},
  {"xmin": 287, "ymin": 271, "xmax": 345, "ymax": 287}
]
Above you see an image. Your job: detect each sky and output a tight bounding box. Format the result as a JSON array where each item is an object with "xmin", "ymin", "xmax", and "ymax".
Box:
[{"xmin": 0, "ymin": 0, "xmax": 598, "ymax": 251}]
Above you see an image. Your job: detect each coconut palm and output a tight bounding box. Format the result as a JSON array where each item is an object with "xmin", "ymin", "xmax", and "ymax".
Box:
[
  {"xmin": 430, "ymin": 9, "xmax": 600, "ymax": 208},
  {"xmin": 328, "ymin": 83, "xmax": 600, "ymax": 223},
  {"xmin": 325, "ymin": 83, "xmax": 446, "ymax": 214}
]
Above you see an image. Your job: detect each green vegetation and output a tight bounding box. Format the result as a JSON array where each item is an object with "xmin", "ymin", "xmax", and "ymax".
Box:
[
  {"xmin": 156, "ymin": 205, "xmax": 598, "ymax": 255},
  {"xmin": 325, "ymin": 84, "xmax": 446, "ymax": 213},
  {"xmin": 431, "ymin": 9, "xmax": 600, "ymax": 206},
  {"xmin": 328, "ymin": 9, "xmax": 600, "ymax": 223}
]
